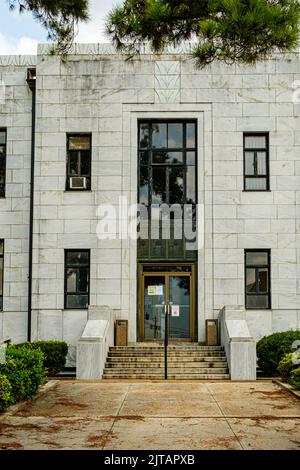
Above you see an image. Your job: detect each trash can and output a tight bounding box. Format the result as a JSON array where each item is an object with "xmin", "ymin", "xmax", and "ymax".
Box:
[
  {"xmin": 206, "ymin": 319, "xmax": 218, "ymax": 346},
  {"xmin": 115, "ymin": 320, "xmax": 128, "ymax": 346}
]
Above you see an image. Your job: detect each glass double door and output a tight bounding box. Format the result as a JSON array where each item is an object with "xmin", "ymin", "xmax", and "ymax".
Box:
[{"xmin": 142, "ymin": 270, "xmax": 193, "ymax": 341}]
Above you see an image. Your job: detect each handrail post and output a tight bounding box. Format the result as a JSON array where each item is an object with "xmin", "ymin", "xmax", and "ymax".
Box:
[{"xmin": 164, "ymin": 304, "xmax": 168, "ymax": 379}]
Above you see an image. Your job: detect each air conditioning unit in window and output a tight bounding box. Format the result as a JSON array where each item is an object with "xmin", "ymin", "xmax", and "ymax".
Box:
[{"xmin": 69, "ymin": 176, "xmax": 87, "ymax": 189}]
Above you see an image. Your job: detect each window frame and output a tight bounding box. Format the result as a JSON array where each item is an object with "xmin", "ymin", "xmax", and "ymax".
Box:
[
  {"xmin": 66, "ymin": 133, "xmax": 92, "ymax": 191},
  {"xmin": 244, "ymin": 249, "xmax": 271, "ymax": 310},
  {"xmin": 138, "ymin": 120, "xmax": 198, "ymax": 207},
  {"xmin": 0, "ymin": 129, "xmax": 7, "ymax": 198},
  {"xmin": 137, "ymin": 120, "xmax": 198, "ymax": 261},
  {"xmin": 0, "ymin": 240, "xmax": 3, "ymax": 311},
  {"xmin": 243, "ymin": 132, "xmax": 270, "ymax": 191},
  {"xmin": 64, "ymin": 249, "xmax": 90, "ymax": 310}
]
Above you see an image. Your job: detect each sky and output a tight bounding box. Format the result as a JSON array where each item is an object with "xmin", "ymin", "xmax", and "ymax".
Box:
[{"xmin": 0, "ymin": 0, "xmax": 116, "ymax": 54}]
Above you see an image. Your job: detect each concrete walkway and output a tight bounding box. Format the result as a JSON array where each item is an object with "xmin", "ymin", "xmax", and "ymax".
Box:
[{"xmin": 0, "ymin": 380, "xmax": 299, "ymax": 450}]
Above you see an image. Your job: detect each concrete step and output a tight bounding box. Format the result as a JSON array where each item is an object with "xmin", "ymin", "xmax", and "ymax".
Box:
[
  {"xmin": 106, "ymin": 356, "xmax": 227, "ymax": 363},
  {"xmin": 110, "ymin": 346, "xmax": 224, "ymax": 351},
  {"xmin": 108, "ymin": 351, "xmax": 226, "ymax": 357},
  {"xmin": 105, "ymin": 362, "xmax": 227, "ymax": 369},
  {"xmin": 103, "ymin": 345, "xmax": 229, "ymax": 380},
  {"xmin": 103, "ymin": 373, "xmax": 230, "ymax": 380},
  {"xmin": 104, "ymin": 368, "xmax": 228, "ymax": 375}
]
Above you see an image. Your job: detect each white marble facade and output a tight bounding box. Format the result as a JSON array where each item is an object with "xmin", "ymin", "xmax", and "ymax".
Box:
[{"xmin": 0, "ymin": 46, "xmax": 299, "ymax": 364}]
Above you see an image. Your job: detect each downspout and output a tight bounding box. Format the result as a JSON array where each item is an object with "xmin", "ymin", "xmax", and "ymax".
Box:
[{"xmin": 26, "ymin": 68, "xmax": 37, "ymax": 342}]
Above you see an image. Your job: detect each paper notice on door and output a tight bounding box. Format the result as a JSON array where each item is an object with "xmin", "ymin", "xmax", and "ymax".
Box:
[
  {"xmin": 156, "ymin": 285, "xmax": 163, "ymax": 296},
  {"xmin": 171, "ymin": 305, "xmax": 180, "ymax": 317},
  {"xmin": 148, "ymin": 286, "xmax": 156, "ymax": 295},
  {"xmin": 148, "ymin": 285, "xmax": 164, "ymax": 296}
]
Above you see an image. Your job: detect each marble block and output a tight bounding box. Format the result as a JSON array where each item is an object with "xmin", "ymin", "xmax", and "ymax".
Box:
[
  {"xmin": 76, "ymin": 319, "xmax": 109, "ymax": 380},
  {"xmin": 219, "ymin": 306, "xmax": 257, "ymax": 381}
]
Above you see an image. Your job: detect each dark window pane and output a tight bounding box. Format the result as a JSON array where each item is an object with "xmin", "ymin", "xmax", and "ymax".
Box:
[
  {"xmin": 67, "ymin": 269, "xmax": 77, "ymax": 293},
  {"xmin": 68, "ymin": 135, "xmax": 90, "ymax": 150},
  {"xmin": 245, "ymin": 151, "xmax": 255, "ymax": 175},
  {"xmin": 66, "ymin": 294, "xmax": 89, "ymax": 309},
  {"xmin": 258, "ymin": 268, "xmax": 268, "ymax": 293},
  {"xmin": 67, "ymin": 251, "xmax": 89, "ymax": 266},
  {"xmin": 0, "ymin": 241, "xmax": 3, "ymax": 298},
  {"xmin": 169, "ymin": 167, "xmax": 184, "ymax": 204},
  {"xmin": 186, "ymin": 152, "xmax": 195, "ymax": 165},
  {"xmin": 246, "ymin": 268, "xmax": 256, "ymax": 293},
  {"xmin": 80, "ymin": 150, "xmax": 91, "ymax": 175},
  {"xmin": 246, "ymin": 252, "xmax": 268, "ymax": 266},
  {"xmin": 244, "ymin": 135, "xmax": 266, "ymax": 149},
  {"xmin": 168, "ymin": 123, "xmax": 183, "ymax": 148},
  {"xmin": 186, "ymin": 123, "xmax": 196, "ymax": 148},
  {"xmin": 245, "ymin": 177, "xmax": 267, "ymax": 190},
  {"xmin": 78, "ymin": 269, "xmax": 89, "ymax": 293},
  {"xmin": 139, "ymin": 151, "xmax": 148, "ymax": 166},
  {"xmin": 0, "ymin": 132, "xmax": 6, "ymax": 198},
  {"xmin": 152, "ymin": 124, "xmax": 167, "ymax": 148},
  {"xmin": 257, "ymin": 152, "xmax": 267, "ymax": 175},
  {"xmin": 152, "ymin": 167, "xmax": 166, "ymax": 204},
  {"xmin": 152, "ymin": 151, "xmax": 183, "ymax": 164},
  {"xmin": 150, "ymin": 238, "xmax": 166, "ymax": 258},
  {"xmin": 69, "ymin": 152, "xmax": 78, "ymax": 175},
  {"xmin": 0, "ymin": 132, "xmax": 6, "ymax": 145},
  {"xmin": 139, "ymin": 123, "xmax": 150, "ymax": 149},
  {"xmin": 186, "ymin": 166, "xmax": 196, "ymax": 204},
  {"xmin": 246, "ymin": 295, "xmax": 269, "ymax": 309},
  {"xmin": 139, "ymin": 165, "xmax": 149, "ymax": 205}
]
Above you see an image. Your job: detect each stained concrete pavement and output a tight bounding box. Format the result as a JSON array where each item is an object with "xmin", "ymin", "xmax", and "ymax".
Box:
[{"xmin": 0, "ymin": 380, "xmax": 299, "ymax": 450}]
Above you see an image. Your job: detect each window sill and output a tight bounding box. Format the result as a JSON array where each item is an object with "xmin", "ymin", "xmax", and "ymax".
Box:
[
  {"xmin": 245, "ymin": 308, "xmax": 272, "ymax": 311},
  {"xmin": 63, "ymin": 308, "xmax": 89, "ymax": 311},
  {"xmin": 242, "ymin": 190, "xmax": 271, "ymax": 193},
  {"xmin": 64, "ymin": 189, "xmax": 92, "ymax": 192}
]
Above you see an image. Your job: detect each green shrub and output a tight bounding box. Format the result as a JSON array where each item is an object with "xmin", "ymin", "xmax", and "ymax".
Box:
[
  {"xmin": 277, "ymin": 353, "xmax": 300, "ymax": 379},
  {"xmin": 257, "ymin": 330, "xmax": 300, "ymax": 376},
  {"xmin": 0, "ymin": 345, "xmax": 46, "ymax": 402},
  {"xmin": 289, "ymin": 367, "xmax": 300, "ymax": 390},
  {"xmin": 15, "ymin": 341, "xmax": 68, "ymax": 376},
  {"xmin": 0, "ymin": 374, "xmax": 13, "ymax": 411}
]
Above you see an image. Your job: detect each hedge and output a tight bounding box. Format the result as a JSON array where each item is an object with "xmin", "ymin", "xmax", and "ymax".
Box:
[
  {"xmin": 277, "ymin": 353, "xmax": 300, "ymax": 379},
  {"xmin": 289, "ymin": 367, "xmax": 300, "ymax": 390},
  {"xmin": 0, "ymin": 374, "xmax": 13, "ymax": 411},
  {"xmin": 256, "ymin": 330, "xmax": 300, "ymax": 376},
  {"xmin": 0, "ymin": 345, "xmax": 46, "ymax": 408},
  {"xmin": 15, "ymin": 341, "xmax": 68, "ymax": 376}
]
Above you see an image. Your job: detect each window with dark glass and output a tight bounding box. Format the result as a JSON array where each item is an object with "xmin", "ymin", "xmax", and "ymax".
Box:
[
  {"xmin": 64, "ymin": 250, "xmax": 90, "ymax": 309},
  {"xmin": 244, "ymin": 133, "xmax": 269, "ymax": 191},
  {"xmin": 245, "ymin": 250, "xmax": 271, "ymax": 309},
  {"xmin": 0, "ymin": 240, "xmax": 3, "ymax": 311},
  {"xmin": 138, "ymin": 121, "xmax": 197, "ymax": 260},
  {"xmin": 0, "ymin": 130, "xmax": 7, "ymax": 198},
  {"xmin": 66, "ymin": 134, "xmax": 91, "ymax": 190}
]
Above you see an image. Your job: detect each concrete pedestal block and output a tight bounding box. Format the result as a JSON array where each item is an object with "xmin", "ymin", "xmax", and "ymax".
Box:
[{"xmin": 76, "ymin": 319, "xmax": 109, "ymax": 380}]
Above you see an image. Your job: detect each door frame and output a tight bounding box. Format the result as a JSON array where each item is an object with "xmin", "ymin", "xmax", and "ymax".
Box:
[{"xmin": 139, "ymin": 262, "xmax": 195, "ymax": 342}]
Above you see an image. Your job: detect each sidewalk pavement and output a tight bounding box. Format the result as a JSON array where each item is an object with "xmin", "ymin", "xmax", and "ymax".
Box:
[{"xmin": 0, "ymin": 380, "xmax": 299, "ymax": 450}]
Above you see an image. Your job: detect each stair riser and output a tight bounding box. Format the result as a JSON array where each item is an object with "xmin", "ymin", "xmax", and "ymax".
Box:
[
  {"xmin": 105, "ymin": 367, "xmax": 228, "ymax": 375},
  {"xmin": 107, "ymin": 357, "xmax": 226, "ymax": 363},
  {"xmin": 108, "ymin": 353, "xmax": 226, "ymax": 358},
  {"xmin": 106, "ymin": 362, "xmax": 226, "ymax": 369},
  {"xmin": 110, "ymin": 345, "xmax": 224, "ymax": 352},
  {"xmin": 103, "ymin": 375, "xmax": 230, "ymax": 380}
]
